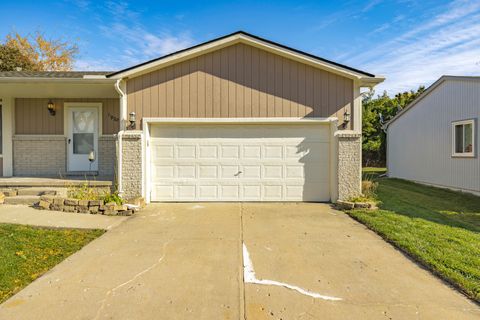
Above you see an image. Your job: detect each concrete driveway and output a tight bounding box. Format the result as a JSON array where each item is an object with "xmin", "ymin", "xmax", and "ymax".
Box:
[{"xmin": 0, "ymin": 203, "xmax": 478, "ymax": 319}]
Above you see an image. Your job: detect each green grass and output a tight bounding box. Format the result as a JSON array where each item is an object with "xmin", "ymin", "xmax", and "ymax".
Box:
[
  {"xmin": 362, "ymin": 167, "xmax": 387, "ymax": 180},
  {"xmin": 0, "ymin": 224, "xmax": 104, "ymax": 303},
  {"xmin": 347, "ymin": 174, "xmax": 480, "ymax": 302}
]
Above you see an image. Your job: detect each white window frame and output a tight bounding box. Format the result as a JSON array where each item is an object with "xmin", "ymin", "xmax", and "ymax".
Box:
[{"xmin": 452, "ymin": 119, "xmax": 475, "ymax": 157}]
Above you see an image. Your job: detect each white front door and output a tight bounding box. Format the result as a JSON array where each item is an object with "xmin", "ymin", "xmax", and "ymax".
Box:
[
  {"xmin": 67, "ymin": 107, "xmax": 99, "ymax": 172},
  {"xmin": 149, "ymin": 124, "xmax": 330, "ymax": 202}
]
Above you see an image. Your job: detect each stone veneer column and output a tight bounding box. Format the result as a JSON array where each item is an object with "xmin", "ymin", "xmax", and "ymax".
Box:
[
  {"xmin": 120, "ymin": 131, "xmax": 143, "ymax": 200},
  {"xmin": 335, "ymin": 131, "xmax": 362, "ymax": 201}
]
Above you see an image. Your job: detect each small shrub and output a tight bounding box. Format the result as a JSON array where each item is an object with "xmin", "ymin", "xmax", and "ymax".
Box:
[
  {"xmin": 102, "ymin": 192, "xmax": 123, "ymax": 205},
  {"xmin": 362, "ymin": 180, "xmax": 378, "ymax": 199},
  {"xmin": 67, "ymin": 182, "xmax": 102, "ymax": 200}
]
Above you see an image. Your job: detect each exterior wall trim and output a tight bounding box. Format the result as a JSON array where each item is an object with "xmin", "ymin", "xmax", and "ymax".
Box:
[
  {"xmin": 142, "ymin": 117, "xmax": 337, "ymax": 125},
  {"xmin": 109, "ymin": 32, "xmax": 384, "ymax": 84},
  {"xmin": 2, "ymin": 97, "xmax": 14, "ymax": 176}
]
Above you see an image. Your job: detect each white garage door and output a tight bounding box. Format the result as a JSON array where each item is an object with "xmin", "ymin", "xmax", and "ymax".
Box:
[{"xmin": 149, "ymin": 124, "xmax": 330, "ymax": 202}]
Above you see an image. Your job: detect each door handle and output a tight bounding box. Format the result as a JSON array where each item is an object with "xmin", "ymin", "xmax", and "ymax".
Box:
[
  {"xmin": 234, "ymin": 171, "xmax": 242, "ymax": 177},
  {"xmin": 68, "ymin": 138, "xmax": 71, "ymax": 144}
]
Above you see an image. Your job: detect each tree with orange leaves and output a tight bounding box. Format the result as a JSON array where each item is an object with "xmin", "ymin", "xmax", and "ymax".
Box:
[{"xmin": 3, "ymin": 32, "xmax": 78, "ymax": 71}]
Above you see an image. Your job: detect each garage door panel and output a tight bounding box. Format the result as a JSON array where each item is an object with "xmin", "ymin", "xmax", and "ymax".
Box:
[
  {"xmin": 199, "ymin": 145, "xmax": 218, "ymax": 159},
  {"xmin": 198, "ymin": 165, "xmax": 218, "ymax": 178},
  {"xmin": 153, "ymin": 165, "xmax": 175, "ymax": 179},
  {"xmin": 263, "ymin": 165, "xmax": 283, "ymax": 179},
  {"xmin": 176, "ymin": 185, "xmax": 196, "ymax": 200},
  {"xmin": 242, "ymin": 184, "xmax": 262, "ymax": 199},
  {"xmin": 221, "ymin": 145, "xmax": 240, "ymax": 159},
  {"xmin": 177, "ymin": 165, "xmax": 196, "ymax": 178},
  {"xmin": 243, "ymin": 145, "xmax": 262, "ymax": 159},
  {"xmin": 221, "ymin": 185, "xmax": 240, "ymax": 199},
  {"xmin": 198, "ymin": 185, "xmax": 218, "ymax": 199},
  {"xmin": 152, "ymin": 145, "xmax": 174, "ymax": 159},
  {"xmin": 176, "ymin": 145, "xmax": 196, "ymax": 159},
  {"xmin": 152, "ymin": 185, "xmax": 174, "ymax": 200},
  {"xmin": 242, "ymin": 165, "xmax": 261, "ymax": 178},
  {"xmin": 149, "ymin": 124, "xmax": 330, "ymax": 202}
]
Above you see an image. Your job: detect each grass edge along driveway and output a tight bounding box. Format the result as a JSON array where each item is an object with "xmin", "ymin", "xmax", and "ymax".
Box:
[
  {"xmin": 0, "ymin": 223, "xmax": 104, "ymax": 303},
  {"xmin": 347, "ymin": 169, "xmax": 480, "ymax": 302}
]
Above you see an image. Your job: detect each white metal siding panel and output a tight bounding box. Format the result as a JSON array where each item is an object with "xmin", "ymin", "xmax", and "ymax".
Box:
[
  {"xmin": 388, "ymin": 80, "xmax": 480, "ymax": 193},
  {"xmin": 149, "ymin": 124, "xmax": 330, "ymax": 201}
]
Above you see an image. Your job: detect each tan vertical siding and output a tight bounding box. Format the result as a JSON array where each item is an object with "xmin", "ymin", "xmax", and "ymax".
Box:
[
  {"xmin": 15, "ymin": 98, "xmax": 120, "ymax": 135},
  {"xmin": 127, "ymin": 43, "xmax": 353, "ymax": 127}
]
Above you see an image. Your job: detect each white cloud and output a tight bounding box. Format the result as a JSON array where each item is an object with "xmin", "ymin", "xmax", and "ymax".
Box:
[
  {"xmin": 346, "ymin": 0, "xmax": 480, "ymax": 94},
  {"xmin": 73, "ymin": 1, "xmax": 194, "ymax": 71}
]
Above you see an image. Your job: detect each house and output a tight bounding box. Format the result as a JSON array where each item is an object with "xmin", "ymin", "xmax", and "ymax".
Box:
[
  {"xmin": 0, "ymin": 31, "xmax": 384, "ymax": 203},
  {"xmin": 385, "ymin": 76, "xmax": 480, "ymax": 195}
]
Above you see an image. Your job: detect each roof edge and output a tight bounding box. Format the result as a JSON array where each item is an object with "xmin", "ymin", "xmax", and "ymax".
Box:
[
  {"xmin": 383, "ymin": 75, "xmax": 480, "ymax": 129},
  {"xmin": 107, "ymin": 31, "xmax": 377, "ymax": 79}
]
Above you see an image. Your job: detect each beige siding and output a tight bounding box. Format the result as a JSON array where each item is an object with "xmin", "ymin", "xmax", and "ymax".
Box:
[
  {"xmin": 126, "ymin": 43, "xmax": 353, "ymax": 128},
  {"xmin": 15, "ymin": 98, "xmax": 120, "ymax": 135}
]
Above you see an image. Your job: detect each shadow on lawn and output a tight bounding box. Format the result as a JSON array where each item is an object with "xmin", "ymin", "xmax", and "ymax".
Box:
[{"xmin": 375, "ymin": 178, "xmax": 480, "ymax": 233}]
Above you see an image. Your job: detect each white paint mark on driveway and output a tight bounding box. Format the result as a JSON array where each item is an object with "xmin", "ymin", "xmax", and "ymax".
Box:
[{"xmin": 242, "ymin": 243, "xmax": 342, "ymax": 301}]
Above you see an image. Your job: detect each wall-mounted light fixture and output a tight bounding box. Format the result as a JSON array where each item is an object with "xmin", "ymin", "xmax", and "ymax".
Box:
[
  {"xmin": 128, "ymin": 112, "xmax": 136, "ymax": 129},
  {"xmin": 343, "ymin": 109, "xmax": 351, "ymax": 124},
  {"xmin": 47, "ymin": 100, "xmax": 56, "ymax": 116}
]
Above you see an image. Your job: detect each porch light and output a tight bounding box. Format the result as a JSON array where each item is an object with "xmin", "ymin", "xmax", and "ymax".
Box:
[
  {"xmin": 343, "ymin": 109, "xmax": 351, "ymax": 124},
  {"xmin": 47, "ymin": 100, "xmax": 56, "ymax": 116},
  {"xmin": 128, "ymin": 112, "xmax": 136, "ymax": 129}
]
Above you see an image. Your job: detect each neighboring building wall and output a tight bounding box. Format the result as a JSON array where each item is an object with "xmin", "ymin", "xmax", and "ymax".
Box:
[
  {"xmin": 15, "ymin": 98, "xmax": 120, "ymax": 135},
  {"xmin": 120, "ymin": 131, "xmax": 142, "ymax": 200},
  {"xmin": 388, "ymin": 79, "xmax": 480, "ymax": 194},
  {"xmin": 13, "ymin": 136, "xmax": 66, "ymax": 175},
  {"xmin": 336, "ymin": 131, "xmax": 362, "ymax": 200},
  {"xmin": 126, "ymin": 43, "xmax": 354, "ymax": 128}
]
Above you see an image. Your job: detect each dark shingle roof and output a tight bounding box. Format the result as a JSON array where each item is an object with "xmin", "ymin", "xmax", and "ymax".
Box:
[{"xmin": 0, "ymin": 71, "xmax": 111, "ymax": 78}]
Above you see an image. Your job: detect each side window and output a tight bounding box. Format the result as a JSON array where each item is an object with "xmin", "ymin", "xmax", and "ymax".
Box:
[{"xmin": 452, "ymin": 119, "xmax": 475, "ymax": 157}]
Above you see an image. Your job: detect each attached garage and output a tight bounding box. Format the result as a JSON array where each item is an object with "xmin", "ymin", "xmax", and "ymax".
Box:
[
  {"xmin": 148, "ymin": 121, "xmax": 332, "ymax": 202},
  {"xmin": 111, "ymin": 31, "xmax": 384, "ymax": 202}
]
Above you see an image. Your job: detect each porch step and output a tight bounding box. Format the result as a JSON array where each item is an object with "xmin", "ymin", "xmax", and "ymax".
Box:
[
  {"xmin": 17, "ymin": 187, "xmax": 58, "ymax": 196},
  {"xmin": 4, "ymin": 195, "xmax": 41, "ymax": 206}
]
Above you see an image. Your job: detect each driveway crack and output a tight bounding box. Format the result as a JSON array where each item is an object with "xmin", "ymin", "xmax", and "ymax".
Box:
[{"xmin": 94, "ymin": 240, "xmax": 171, "ymax": 319}]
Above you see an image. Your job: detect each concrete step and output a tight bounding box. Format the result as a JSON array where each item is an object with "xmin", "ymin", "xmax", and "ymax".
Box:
[
  {"xmin": 4, "ymin": 195, "xmax": 41, "ymax": 205},
  {"xmin": 17, "ymin": 188, "xmax": 58, "ymax": 196}
]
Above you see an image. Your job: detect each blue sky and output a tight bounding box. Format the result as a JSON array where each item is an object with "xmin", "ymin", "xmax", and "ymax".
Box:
[{"xmin": 1, "ymin": 0, "xmax": 480, "ymax": 94}]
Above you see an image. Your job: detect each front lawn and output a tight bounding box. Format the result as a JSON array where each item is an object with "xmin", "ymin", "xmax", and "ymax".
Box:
[
  {"xmin": 347, "ymin": 174, "xmax": 480, "ymax": 302},
  {"xmin": 0, "ymin": 224, "xmax": 103, "ymax": 303}
]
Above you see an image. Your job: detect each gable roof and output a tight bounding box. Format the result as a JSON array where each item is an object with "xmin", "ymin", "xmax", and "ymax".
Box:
[
  {"xmin": 107, "ymin": 31, "xmax": 383, "ymax": 84},
  {"xmin": 384, "ymin": 75, "xmax": 480, "ymax": 129}
]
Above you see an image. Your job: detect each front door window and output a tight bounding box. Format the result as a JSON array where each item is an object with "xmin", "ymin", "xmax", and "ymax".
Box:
[
  {"xmin": 72, "ymin": 111, "xmax": 95, "ymax": 155},
  {"xmin": 68, "ymin": 107, "xmax": 98, "ymax": 172}
]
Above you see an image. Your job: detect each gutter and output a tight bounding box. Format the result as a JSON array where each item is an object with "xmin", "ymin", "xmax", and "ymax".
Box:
[
  {"xmin": 114, "ymin": 79, "xmax": 127, "ymax": 195},
  {"xmin": 0, "ymin": 77, "xmax": 116, "ymax": 84}
]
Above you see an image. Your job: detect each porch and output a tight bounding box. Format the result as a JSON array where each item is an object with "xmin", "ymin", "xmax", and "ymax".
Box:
[
  {"xmin": 0, "ymin": 176, "xmax": 113, "ymax": 188},
  {"xmin": 0, "ymin": 176, "xmax": 113, "ymax": 205}
]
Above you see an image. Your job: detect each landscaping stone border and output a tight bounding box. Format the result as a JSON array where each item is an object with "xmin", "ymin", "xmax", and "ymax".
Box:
[{"xmin": 37, "ymin": 196, "xmax": 136, "ymax": 216}]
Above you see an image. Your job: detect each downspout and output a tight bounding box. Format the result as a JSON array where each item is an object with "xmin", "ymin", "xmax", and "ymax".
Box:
[{"xmin": 114, "ymin": 79, "xmax": 126, "ymax": 195}]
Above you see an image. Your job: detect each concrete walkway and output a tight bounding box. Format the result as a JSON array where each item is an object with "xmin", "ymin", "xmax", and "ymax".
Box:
[
  {"xmin": 0, "ymin": 203, "xmax": 478, "ymax": 319},
  {"xmin": 0, "ymin": 205, "xmax": 128, "ymax": 230}
]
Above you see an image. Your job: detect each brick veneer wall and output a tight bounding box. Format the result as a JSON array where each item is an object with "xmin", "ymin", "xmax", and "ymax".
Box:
[
  {"xmin": 336, "ymin": 131, "xmax": 362, "ymax": 201},
  {"xmin": 99, "ymin": 136, "xmax": 116, "ymax": 178},
  {"xmin": 120, "ymin": 131, "xmax": 142, "ymax": 200},
  {"xmin": 13, "ymin": 135, "xmax": 117, "ymax": 178},
  {"xmin": 13, "ymin": 136, "xmax": 67, "ymax": 176}
]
